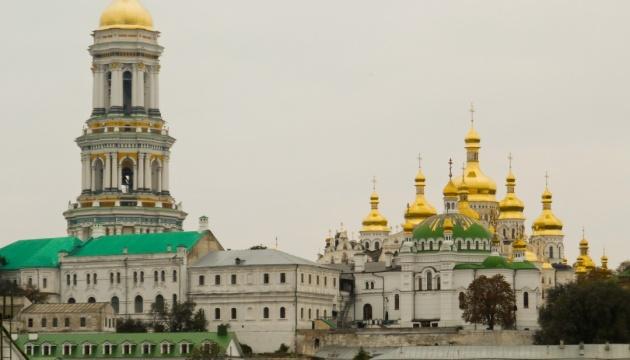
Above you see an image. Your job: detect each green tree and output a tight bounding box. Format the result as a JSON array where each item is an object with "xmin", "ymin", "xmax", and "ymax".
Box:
[
  {"xmin": 353, "ymin": 347, "xmax": 371, "ymax": 360},
  {"xmin": 186, "ymin": 342, "xmax": 220, "ymax": 360},
  {"xmin": 116, "ymin": 318, "xmax": 148, "ymax": 333},
  {"xmin": 536, "ymin": 278, "xmax": 630, "ymax": 344},
  {"xmin": 461, "ymin": 274, "xmax": 516, "ymax": 330},
  {"xmin": 150, "ymin": 300, "xmax": 206, "ymax": 332},
  {"xmin": 21, "ymin": 284, "xmax": 48, "ymax": 304},
  {"xmin": 191, "ymin": 309, "xmax": 208, "ymax": 332}
]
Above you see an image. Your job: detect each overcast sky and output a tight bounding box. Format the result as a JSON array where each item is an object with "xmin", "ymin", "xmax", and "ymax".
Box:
[{"xmin": 0, "ymin": 0, "xmax": 628, "ymax": 268}]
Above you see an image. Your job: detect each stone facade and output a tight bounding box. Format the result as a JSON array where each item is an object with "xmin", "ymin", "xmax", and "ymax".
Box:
[{"xmin": 19, "ymin": 303, "xmax": 116, "ymax": 333}]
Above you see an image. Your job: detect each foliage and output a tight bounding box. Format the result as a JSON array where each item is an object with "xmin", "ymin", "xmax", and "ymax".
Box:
[
  {"xmin": 353, "ymin": 347, "xmax": 371, "ymax": 360},
  {"xmin": 275, "ymin": 343, "xmax": 290, "ymax": 355},
  {"xmin": 0, "ymin": 280, "xmax": 20, "ymax": 296},
  {"xmin": 536, "ymin": 278, "xmax": 630, "ymax": 344},
  {"xmin": 461, "ymin": 274, "xmax": 516, "ymax": 330},
  {"xmin": 580, "ymin": 268, "xmax": 613, "ymax": 282},
  {"xmin": 150, "ymin": 300, "xmax": 207, "ymax": 332},
  {"xmin": 617, "ymin": 260, "xmax": 630, "ymax": 273},
  {"xmin": 217, "ymin": 324, "xmax": 229, "ymax": 337},
  {"xmin": 21, "ymin": 284, "xmax": 48, "ymax": 304},
  {"xmin": 240, "ymin": 343, "xmax": 253, "ymax": 357},
  {"xmin": 186, "ymin": 342, "xmax": 220, "ymax": 360},
  {"xmin": 116, "ymin": 318, "xmax": 148, "ymax": 333}
]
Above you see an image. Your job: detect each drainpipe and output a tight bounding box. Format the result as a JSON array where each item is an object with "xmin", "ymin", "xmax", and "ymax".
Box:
[
  {"xmin": 351, "ymin": 272, "xmax": 356, "ymax": 322},
  {"xmin": 294, "ymin": 265, "xmax": 299, "ymax": 353},
  {"xmin": 124, "ymin": 258, "xmax": 129, "ymax": 317},
  {"xmin": 412, "ymin": 272, "xmax": 416, "ymax": 325}
]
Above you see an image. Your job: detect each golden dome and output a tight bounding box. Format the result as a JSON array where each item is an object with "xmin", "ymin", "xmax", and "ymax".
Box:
[
  {"xmin": 403, "ymin": 168, "xmax": 438, "ymax": 233},
  {"xmin": 361, "ymin": 191, "xmax": 390, "ymax": 232},
  {"xmin": 525, "ymin": 250, "xmax": 539, "ymax": 263},
  {"xmin": 99, "ymin": 0, "xmax": 154, "ymax": 31},
  {"xmin": 542, "ymin": 262, "xmax": 553, "ymax": 270},
  {"xmin": 443, "ymin": 216, "xmax": 454, "ymax": 232},
  {"xmin": 512, "ymin": 236, "xmax": 527, "ymax": 251},
  {"xmin": 577, "ymin": 233, "xmax": 596, "ymax": 271},
  {"xmin": 443, "ymin": 179, "xmax": 459, "ymax": 198},
  {"xmin": 453, "ymin": 124, "xmax": 497, "ymax": 203},
  {"xmin": 498, "ymin": 169, "xmax": 525, "ymax": 220},
  {"xmin": 531, "ymin": 187, "xmax": 563, "ymax": 236}
]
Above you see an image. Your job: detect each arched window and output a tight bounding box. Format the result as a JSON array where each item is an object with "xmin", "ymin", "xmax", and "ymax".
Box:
[
  {"xmin": 436, "ymin": 276, "xmax": 441, "ymax": 290},
  {"xmin": 134, "ymin": 296, "xmax": 144, "ymax": 314},
  {"xmin": 155, "ymin": 295, "xmax": 165, "ymax": 313},
  {"xmin": 121, "ymin": 158, "xmax": 135, "ymax": 193},
  {"xmin": 308, "ymin": 308, "xmax": 312, "ymax": 319},
  {"xmin": 365, "ymin": 282, "xmax": 369, "ymax": 290},
  {"xmin": 370, "ymin": 282, "xmax": 375, "ymax": 290},
  {"xmin": 93, "ymin": 159, "xmax": 104, "ymax": 192},
  {"xmin": 214, "ymin": 308, "xmax": 221, "ymax": 320},
  {"xmin": 123, "ymin": 71, "xmax": 133, "ymax": 115},
  {"xmin": 374, "ymin": 242, "xmax": 380, "ymax": 250},
  {"xmin": 66, "ymin": 274, "xmax": 71, "ymax": 286},
  {"xmin": 68, "ymin": 298, "xmax": 76, "ymax": 304},
  {"xmin": 512, "ymin": 228, "xmax": 516, "ymax": 239},
  {"xmin": 280, "ymin": 307, "xmax": 286, "ymax": 319},
  {"xmin": 363, "ymin": 304, "xmax": 373, "ymax": 321},
  {"xmin": 154, "ymin": 271, "xmax": 159, "ymax": 282},
  {"xmin": 523, "ymin": 292, "xmax": 529, "ymax": 309},
  {"xmin": 458, "ymin": 241, "xmax": 462, "ymax": 251},
  {"xmin": 458, "ymin": 292, "xmax": 466, "ymax": 309},
  {"xmin": 105, "ymin": 72, "xmax": 112, "ymax": 110},
  {"xmin": 503, "ymin": 228, "xmax": 507, "ymax": 238},
  {"xmin": 110, "ymin": 273, "xmax": 114, "ymax": 284},
  {"xmin": 418, "ymin": 278, "xmax": 423, "ymax": 291},
  {"xmin": 475, "ymin": 241, "xmax": 479, "ymax": 250},
  {"xmin": 394, "ymin": 294, "xmax": 400, "ymax": 310},
  {"xmin": 549, "ymin": 246, "xmax": 554, "ymax": 258},
  {"xmin": 263, "ymin": 307, "xmax": 270, "ymax": 319},
  {"xmin": 429, "ymin": 241, "xmax": 433, "ymax": 251},
  {"xmin": 364, "ymin": 242, "xmax": 370, "ymax": 250},
  {"xmin": 172, "ymin": 270, "xmax": 177, "ymax": 282},
  {"xmin": 426, "ymin": 272, "xmax": 433, "ymax": 291},
  {"xmin": 161, "ymin": 271, "xmax": 166, "ymax": 282},
  {"xmin": 87, "ymin": 297, "xmax": 96, "ymax": 303},
  {"xmin": 421, "ymin": 242, "xmax": 425, "ymax": 251},
  {"xmin": 111, "ymin": 296, "xmax": 119, "ymax": 314}
]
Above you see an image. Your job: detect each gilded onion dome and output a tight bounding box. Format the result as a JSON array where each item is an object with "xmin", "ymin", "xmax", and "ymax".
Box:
[
  {"xmin": 601, "ymin": 252, "xmax": 609, "ymax": 270},
  {"xmin": 443, "ymin": 178, "xmax": 459, "ymax": 198},
  {"xmin": 403, "ymin": 168, "xmax": 438, "ymax": 233},
  {"xmin": 576, "ymin": 233, "xmax": 596, "ymax": 271},
  {"xmin": 498, "ymin": 167, "xmax": 525, "ymax": 220},
  {"xmin": 512, "ymin": 236, "xmax": 527, "ymax": 251},
  {"xmin": 361, "ymin": 190, "xmax": 390, "ymax": 232},
  {"xmin": 532, "ymin": 186, "xmax": 564, "ymax": 236},
  {"xmin": 100, "ymin": 0, "xmax": 154, "ymax": 31},
  {"xmin": 453, "ymin": 117, "xmax": 497, "ymax": 202}
]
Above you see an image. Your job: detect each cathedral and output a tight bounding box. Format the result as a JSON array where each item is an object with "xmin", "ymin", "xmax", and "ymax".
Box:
[{"xmin": 318, "ymin": 110, "xmax": 607, "ymax": 329}]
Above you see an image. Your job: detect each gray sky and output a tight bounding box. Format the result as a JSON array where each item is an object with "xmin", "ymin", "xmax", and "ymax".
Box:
[{"xmin": 0, "ymin": 0, "xmax": 628, "ymax": 268}]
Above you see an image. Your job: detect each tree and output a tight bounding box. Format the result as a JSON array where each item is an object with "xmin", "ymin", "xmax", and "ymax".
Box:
[
  {"xmin": 150, "ymin": 300, "xmax": 206, "ymax": 332},
  {"xmin": 116, "ymin": 318, "xmax": 148, "ymax": 333},
  {"xmin": 536, "ymin": 278, "xmax": 630, "ymax": 344},
  {"xmin": 353, "ymin": 347, "xmax": 371, "ymax": 360},
  {"xmin": 275, "ymin": 343, "xmax": 290, "ymax": 355},
  {"xmin": 461, "ymin": 274, "xmax": 516, "ymax": 330},
  {"xmin": 21, "ymin": 284, "xmax": 48, "ymax": 304},
  {"xmin": 186, "ymin": 342, "xmax": 220, "ymax": 360}
]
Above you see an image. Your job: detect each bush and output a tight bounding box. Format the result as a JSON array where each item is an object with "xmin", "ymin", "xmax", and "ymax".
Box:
[
  {"xmin": 116, "ymin": 318, "xmax": 148, "ymax": 333},
  {"xmin": 217, "ymin": 324, "xmax": 229, "ymax": 337},
  {"xmin": 275, "ymin": 343, "xmax": 290, "ymax": 355},
  {"xmin": 240, "ymin": 343, "xmax": 253, "ymax": 357},
  {"xmin": 353, "ymin": 347, "xmax": 371, "ymax": 360}
]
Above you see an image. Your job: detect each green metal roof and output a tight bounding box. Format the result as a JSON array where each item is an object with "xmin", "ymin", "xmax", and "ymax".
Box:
[
  {"xmin": 454, "ymin": 256, "xmax": 538, "ymax": 270},
  {"xmin": 413, "ymin": 214, "xmax": 491, "ymax": 241},
  {"xmin": 70, "ymin": 231, "xmax": 204, "ymax": 257},
  {"xmin": 0, "ymin": 237, "xmax": 82, "ymax": 270},
  {"xmin": 15, "ymin": 332, "xmax": 236, "ymax": 359}
]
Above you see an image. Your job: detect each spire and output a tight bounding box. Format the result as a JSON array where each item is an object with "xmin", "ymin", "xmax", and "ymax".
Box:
[
  {"xmin": 601, "ymin": 247, "xmax": 609, "ymax": 270},
  {"xmin": 443, "ymin": 159, "xmax": 459, "ymax": 214},
  {"xmin": 458, "ymin": 162, "xmax": 480, "ymax": 220}
]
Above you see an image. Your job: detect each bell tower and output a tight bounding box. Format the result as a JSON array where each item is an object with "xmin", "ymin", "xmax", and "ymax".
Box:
[{"xmin": 64, "ymin": 0, "xmax": 187, "ymax": 239}]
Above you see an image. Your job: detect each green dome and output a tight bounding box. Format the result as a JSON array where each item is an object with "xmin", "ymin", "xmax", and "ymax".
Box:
[
  {"xmin": 454, "ymin": 255, "xmax": 538, "ymax": 270},
  {"xmin": 412, "ymin": 213, "xmax": 491, "ymax": 241}
]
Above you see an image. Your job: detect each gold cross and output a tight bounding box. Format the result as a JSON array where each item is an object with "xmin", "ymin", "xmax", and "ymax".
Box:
[
  {"xmin": 372, "ymin": 176, "xmax": 377, "ymax": 192},
  {"xmin": 545, "ymin": 171, "xmax": 550, "ymax": 188},
  {"xmin": 417, "ymin": 153, "xmax": 423, "ymax": 169},
  {"xmin": 469, "ymin": 102, "xmax": 475, "ymax": 127},
  {"xmin": 448, "ymin": 158, "xmax": 453, "ymax": 179},
  {"xmin": 508, "ymin": 153, "xmax": 513, "ymax": 171}
]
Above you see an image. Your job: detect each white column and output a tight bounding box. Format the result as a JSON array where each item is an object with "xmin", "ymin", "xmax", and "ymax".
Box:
[
  {"xmin": 110, "ymin": 65, "xmax": 123, "ymax": 111},
  {"xmin": 132, "ymin": 67, "xmax": 139, "ymax": 110},
  {"xmin": 111, "ymin": 153, "xmax": 119, "ymax": 190},
  {"xmin": 157, "ymin": 166, "xmax": 163, "ymax": 193},
  {"xmin": 104, "ymin": 153, "xmax": 112, "ymax": 190},
  {"xmin": 91, "ymin": 162, "xmax": 96, "ymax": 192},
  {"xmin": 149, "ymin": 67, "xmax": 160, "ymax": 116},
  {"xmin": 162, "ymin": 156, "xmax": 170, "ymax": 193},
  {"xmin": 132, "ymin": 163, "xmax": 138, "ymax": 191},
  {"xmin": 134, "ymin": 64, "xmax": 145, "ymax": 113},
  {"xmin": 138, "ymin": 153, "xmax": 145, "ymax": 190},
  {"xmin": 81, "ymin": 155, "xmax": 88, "ymax": 191},
  {"xmin": 145, "ymin": 155, "xmax": 152, "ymax": 191},
  {"xmin": 92, "ymin": 67, "xmax": 105, "ymax": 112}
]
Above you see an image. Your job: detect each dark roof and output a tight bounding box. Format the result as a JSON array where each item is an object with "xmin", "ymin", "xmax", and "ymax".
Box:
[
  {"xmin": 21, "ymin": 303, "xmax": 111, "ymax": 314},
  {"xmin": 191, "ymin": 249, "xmax": 320, "ymax": 268}
]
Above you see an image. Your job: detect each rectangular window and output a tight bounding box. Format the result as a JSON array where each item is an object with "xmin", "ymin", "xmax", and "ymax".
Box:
[
  {"xmin": 27, "ymin": 318, "xmax": 33, "ymax": 328},
  {"xmin": 333, "ymin": 278, "xmax": 337, "ymax": 288},
  {"xmin": 199, "ymin": 275, "xmax": 205, "ymax": 286},
  {"xmin": 80, "ymin": 317, "xmax": 86, "ymax": 327},
  {"xmin": 67, "ymin": 274, "xmax": 71, "ymax": 286},
  {"xmin": 52, "ymin": 318, "xmax": 58, "ymax": 328},
  {"xmin": 263, "ymin": 273, "xmax": 269, "ymax": 284},
  {"xmin": 231, "ymin": 308, "xmax": 237, "ymax": 320},
  {"xmin": 316, "ymin": 275, "xmax": 320, "ymax": 285},
  {"xmin": 181, "ymin": 344, "xmax": 190, "ymax": 354},
  {"xmin": 231, "ymin": 274, "xmax": 237, "ymax": 285},
  {"xmin": 301, "ymin": 273, "xmax": 304, "ymax": 283},
  {"xmin": 43, "ymin": 278, "xmax": 47, "ymax": 289},
  {"xmin": 173, "ymin": 270, "xmax": 177, "ymax": 282},
  {"xmin": 116, "ymin": 272, "xmax": 121, "ymax": 284},
  {"xmin": 143, "ymin": 344, "xmax": 151, "ymax": 354},
  {"xmin": 308, "ymin": 274, "xmax": 312, "ymax": 284},
  {"xmin": 123, "ymin": 345, "xmax": 131, "ymax": 355},
  {"xmin": 87, "ymin": 273, "xmax": 91, "ymax": 285},
  {"xmin": 324, "ymin": 277, "xmax": 327, "ymax": 287},
  {"xmin": 84, "ymin": 345, "xmax": 91, "ymax": 355},
  {"xmin": 104, "ymin": 344, "xmax": 111, "ymax": 355},
  {"xmin": 280, "ymin": 273, "xmax": 286, "ymax": 284},
  {"xmin": 41, "ymin": 318, "xmax": 47, "ymax": 327},
  {"xmin": 110, "ymin": 273, "xmax": 114, "ymax": 284},
  {"xmin": 63, "ymin": 345, "xmax": 71, "ymax": 356},
  {"xmin": 215, "ymin": 275, "xmax": 221, "ymax": 285},
  {"xmin": 65, "ymin": 318, "xmax": 70, "ymax": 327},
  {"xmin": 93, "ymin": 273, "xmax": 97, "ymax": 284},
  {"xmin": 73, "ymin": 274, "xmax": 77, "ymax": 286}
]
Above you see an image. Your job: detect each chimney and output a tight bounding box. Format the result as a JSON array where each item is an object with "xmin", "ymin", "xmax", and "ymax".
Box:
[
  {"xmin": 91, "ymin": 224, "xmax": 106, "ymax": 239},
  {"xmin": 199, "ymin": 216, "xmax": 209, "ymax": 232}
]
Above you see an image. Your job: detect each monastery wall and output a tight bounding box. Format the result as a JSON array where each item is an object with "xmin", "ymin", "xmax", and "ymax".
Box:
[{"xmin": 296, "ymin": 328, "xmax": 534, "ymax": 356}]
